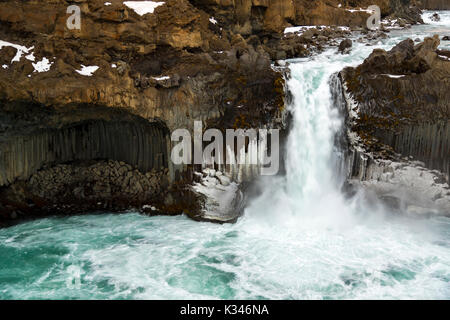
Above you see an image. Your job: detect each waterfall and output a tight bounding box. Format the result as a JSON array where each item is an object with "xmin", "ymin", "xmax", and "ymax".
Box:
[
  {"xmin": 2, "ymin": 20, "xmax": 450, "ymax": 299},
  {"xmin": 285, "ymin": 62, "xmax": 344, "ymax": 197},
  {"xmin": 242, "ymin": 53, "xmax": 362, "ymax": 227}
]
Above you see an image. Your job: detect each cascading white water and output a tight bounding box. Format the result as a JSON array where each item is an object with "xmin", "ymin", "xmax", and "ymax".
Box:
[
  {"xmin": 286, "ymin": 62, "xmax": 342, "ymax": 197},
  {"xmin": 242, "ymin": 57, "xmax": 356, "ymax": 229},
  {"xmin": 245, "ymin": 13, "xmax": 450, "ymax": 226},
  {"xmin": 0, "ymin": 16, "xmax": 449, "ymax": 299},
  {"xmin": 422, "ymin": 10, "xmax": 450, "ymax": 26}
]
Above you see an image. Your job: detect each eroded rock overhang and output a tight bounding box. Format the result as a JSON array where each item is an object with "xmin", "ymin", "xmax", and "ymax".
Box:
[{"xmin": 0, "ymin": 104, "xmax": 170, "ymax": 187}]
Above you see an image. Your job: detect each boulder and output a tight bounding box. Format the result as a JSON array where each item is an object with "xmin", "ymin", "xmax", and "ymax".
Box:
[
  {"xmin": 338, "ymin": 39, "xmax": 352, "ymax": 54},
  {"xmin": 429, "ymin": 12, "xmax": 441, "ymax": 21}
]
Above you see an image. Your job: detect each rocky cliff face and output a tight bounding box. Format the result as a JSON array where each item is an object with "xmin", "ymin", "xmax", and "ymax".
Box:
[
  {"xmin": 0, "ymin": 0, "xmax": 286, "ymax": 223},
  {"xmin": 0, "ymin": 0, "xmax": 284, "ymax": 132},
  {"xmin": 0, "ymin": 0, "xmax": 430, "ymax": 224},
  {"xmin": 341, "ymin": 35, "xmax": 449, "ymax": 180},
  {"xmin": 339, "ymin": 36, "xmax": 450, "ymax": 214},
  {"xmin": 189, "ymin": 0, "xmax": 423, "ymax": 34},
  {"xmin": 419, "ymin": 0, "xmax": 450, "ymax": 10}
]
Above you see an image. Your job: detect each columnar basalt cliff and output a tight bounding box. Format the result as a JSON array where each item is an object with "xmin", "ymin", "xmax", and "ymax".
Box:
[
  {"xmin": 340, "ymin": 36, "xmax": 450, "ymax": 214},
  {"xmin": 419, "ymin": 0, "xmax": 450, "ymax": 10},
  {"xmin": 0, "ymin": 0, "xmax": 287, "ymax": 223},
  {"xmin": 0, "ymin": 0, "xmax": 432, "ymax": 224}
]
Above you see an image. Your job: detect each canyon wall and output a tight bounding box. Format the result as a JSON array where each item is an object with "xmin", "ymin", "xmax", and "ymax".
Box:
[
  {"xmin": 0, "ymin": 0, "xmax": 430, "ymax": 222},
  {"xmin": 419, "ymin": 0, "xmax": 450, "ymax": 9},
  {"xmin": 341, "ymin": 36, "xmax": 449, "ymax": 180},
  {"xmin": 0, "ymin": 118, "xmax": 169, "ymax": 187},
  {"xmin": 339, "ymin": 37, "xmax": 450, "ymax": 213},
  {"xmin": 188, "ymin": 0, "xmax": 422, "ymax": 33},
  {"xmin": 375, "ymin": 122, "xmax": 449, "ymax": 181}
]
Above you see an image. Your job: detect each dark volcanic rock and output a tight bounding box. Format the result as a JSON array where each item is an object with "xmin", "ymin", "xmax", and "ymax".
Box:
[
  {"xmin": 0, "ymin": 0, "xmax": 288, "ymax": 224},
  {"xmin": 339, "ymin": 39, "xmax": 353, "ymax": 54},
  {"xmin": 341, "ymin": 35, "xmax": 450, "ymax": 181},
  {"xmin": 429, "ymin": 13, "xmax": 441, "ymax": 22}
]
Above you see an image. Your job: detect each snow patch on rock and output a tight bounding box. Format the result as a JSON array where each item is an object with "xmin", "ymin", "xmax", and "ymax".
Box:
[
  {"xmin": 32, "ymin": 57, "xmax": 53, "ymax": 73},
  {"xmin": 381, "ymin": 74, "xmax": 405, "ymax": 79},
  {"xmin": 75, "ymin": 65, "xmax": 99, "ymax": 76},
  {"xmin": 192, "ymin": 170, "xmax": 243, "ymax": 222},
  {"xmin": 25, "ymin": 53, "xmax": 35, "ymax": 62},
  {"xmin": 284, "ymin": 25, "xmax": 350, "ymax": 35},
  {"xmin": 152, "ymin": 75, "xmax": 170, "ymax": 81},
  {"xmin": 346, "ymin": 8, "xmax": 372, "ymax": 13},
  {"xmin": 123, "ymin": 1, "xmax": 165, "ymax": 15},
  {"xmin": 0, "ymin": 40, "xmax": 34, "ymax": 63}
]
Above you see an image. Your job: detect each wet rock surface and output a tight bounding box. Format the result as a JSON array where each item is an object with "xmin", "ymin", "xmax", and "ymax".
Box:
[{"xmin": 339, "ymin": 39, "xmax": 353, "ymax": 54}]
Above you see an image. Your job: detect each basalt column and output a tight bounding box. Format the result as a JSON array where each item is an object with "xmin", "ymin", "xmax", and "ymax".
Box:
[
  {"xmin": 0, "ymin": 108, "xmax": 172, "ymax": 218},
  {"xmin": 0, "ymin": 119, "xmax": 170, "ymax": 187}
]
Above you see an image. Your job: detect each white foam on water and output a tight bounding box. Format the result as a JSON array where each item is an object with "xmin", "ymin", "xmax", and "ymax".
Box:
[{"xmin": 422, "ymin": 10, "xmax": 450, "ymax": 26}]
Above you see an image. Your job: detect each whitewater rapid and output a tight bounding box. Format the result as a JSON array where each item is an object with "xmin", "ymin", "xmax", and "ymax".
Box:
[{"xmin": 0, "ymin": 14, "xmax": 449, "ymax": 299}]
